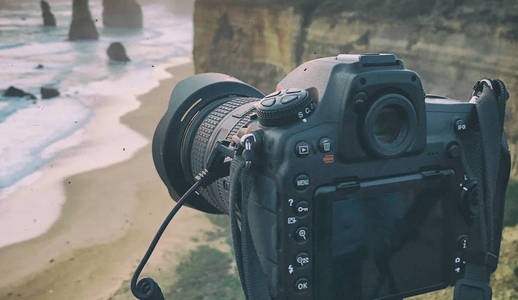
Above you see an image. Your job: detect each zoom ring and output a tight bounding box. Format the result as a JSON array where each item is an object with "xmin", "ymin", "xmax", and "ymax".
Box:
[{"xmin": 190, "ymin": 97, "xmax": 257, "ymax": 213}]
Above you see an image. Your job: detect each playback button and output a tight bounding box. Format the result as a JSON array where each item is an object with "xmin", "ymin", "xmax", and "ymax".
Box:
[{"xmin": 295, "ymin": 141, "xmax": 310, "ymax": 157}]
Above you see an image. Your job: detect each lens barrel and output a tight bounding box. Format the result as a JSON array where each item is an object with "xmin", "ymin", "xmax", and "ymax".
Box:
[
  {"xmin": 152, "ymin": 73, "xmax": 263, "ymax": 213},
  {"xmin": 183, "ymin": 96, "xmax": 258, "ymax": 213}
]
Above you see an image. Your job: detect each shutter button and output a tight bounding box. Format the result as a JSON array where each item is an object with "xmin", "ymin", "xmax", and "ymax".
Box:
[{"xmin": 261, "ymin": 98, "xmax": 276, "ymax": 107}]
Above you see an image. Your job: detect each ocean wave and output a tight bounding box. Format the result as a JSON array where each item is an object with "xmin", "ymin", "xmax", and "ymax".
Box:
[{"xmin": 0, "ymin": 0, "xmax": 193, "ymax": 196}]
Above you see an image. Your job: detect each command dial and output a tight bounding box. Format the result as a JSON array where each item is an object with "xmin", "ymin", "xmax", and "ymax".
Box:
[{"xmin": 255, "ymin": 88, "xmax": 315, "ymax": 126}]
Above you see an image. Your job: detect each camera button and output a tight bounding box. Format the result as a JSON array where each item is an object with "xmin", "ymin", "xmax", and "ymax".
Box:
[
  {"xmin": 294, "ymin": 201, "xmax": 309, "ymax": 217},
  {"xmin": 294, "ymin": 278, "xmax": 310, "ymax": 292},
  {"xmin": 260, "ymin": 98, "xmax": 276, "ymax": 107},
  {"xmin": 454, "ymin": 256, "xmax": 466, "ymax": 266},
  {"xmin": 281, "ymin": 94, "xmax": 299, "ymax": 104},
  {"xmin": 318, "ymin": 137, "xmax": 333, "ymax": 153},
  {"xmin": 455, "ymin": 119, "xmax": 467, "ymax": 132},
  {"xmin": 295, "ymin": 141, "xmax": 310, "ymax": 157},
  {"xmin": 294, "ymin": 227, "xmax": 309, "ymax": 243},
  {"xmin": 294, "ymin": 174, "xmax": 310, "ymax": 189},
  {"xmin": 265, "ymin": 90, "xmax": 281, "ymax": 98},
  {"xmin": 457, "ymin": 235, "xmax": 470, "ymax": 250},
  {"xmin": 286, "ymin": 88, "xmax": 301, "ymax": 94},
  {"xmin": 295, "ymin": 252, "xmax": 311, "ymax": 268}
]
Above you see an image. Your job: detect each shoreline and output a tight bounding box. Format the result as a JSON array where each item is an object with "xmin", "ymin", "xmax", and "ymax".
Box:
[
  {"xmin": 0, "ymin": 56, "xmax": 189, "ymax": 249},
  {"xmin": 0, "ymin": 60, "xmax": 215, "ymax": 300}
]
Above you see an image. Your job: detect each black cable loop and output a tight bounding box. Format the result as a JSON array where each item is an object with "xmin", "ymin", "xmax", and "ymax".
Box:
[{"xmin": 131, "ymin": 179, "xmax": 203, "ymax": 300}]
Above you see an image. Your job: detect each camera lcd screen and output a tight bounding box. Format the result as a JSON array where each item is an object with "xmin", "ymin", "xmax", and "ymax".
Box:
[{"xmin": 314, "ymin": 176, "xmax": 453, "ymax": 300}]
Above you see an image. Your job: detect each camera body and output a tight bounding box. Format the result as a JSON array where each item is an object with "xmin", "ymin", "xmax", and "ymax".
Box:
[{"xmin": 152, "ymin": 54, "xmax": 510, "ymax": 300}]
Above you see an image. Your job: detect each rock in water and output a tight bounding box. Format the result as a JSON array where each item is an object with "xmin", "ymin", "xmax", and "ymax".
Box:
[
  {"xmin": 102, "ymin": 0, "xmax": 143, "ymax": 28},
  {"xmin": 3, "ymin": 86, "xmax": 37, "ymax": 99},
  {"xmin": 106, "ymin": 42, "xmax": 130, "ymax": 62},
  {"xmin": 40, "ymin": 1, "xmax": 56, "ymax": 26},
  {"xmin": 41, "ymin": 87, "xmax": 60, "ymax": 99},
  {"xmin": 68, "ymin": 0, "xmax": 99, "ymax": 40}
]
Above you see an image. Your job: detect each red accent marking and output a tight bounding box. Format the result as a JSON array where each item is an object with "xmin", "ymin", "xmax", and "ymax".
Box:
[{"xmin": 323, "ymin": 154, "xmax": 334, "ymax": 164}]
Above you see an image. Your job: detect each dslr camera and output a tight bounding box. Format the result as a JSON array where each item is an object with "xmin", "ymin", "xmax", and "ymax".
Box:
[{"xmin": 150, "ymin": 54, "xmax": 510, "ymax": 300}]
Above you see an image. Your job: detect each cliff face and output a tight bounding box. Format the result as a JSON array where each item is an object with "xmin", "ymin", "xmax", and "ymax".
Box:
[
  {"xmin": 193, "ymin": 0, "xmax": 518, "ymax": 177},
  {"xmin": 193, "ymin": 1, "xmax": 518, "ymax": 297},
  {"xmin": 193, "ymin": 1, "xmax": 303, "ymax": 93}
]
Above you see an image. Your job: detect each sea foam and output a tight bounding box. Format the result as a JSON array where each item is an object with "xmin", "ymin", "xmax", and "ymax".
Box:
[
  {"xmin": 0, "ymin": 0, "xmax": 193, "ymax": 247},
  {"xmin": 0, "ymin": 0, "xmax": 192, "ymax": 197}
]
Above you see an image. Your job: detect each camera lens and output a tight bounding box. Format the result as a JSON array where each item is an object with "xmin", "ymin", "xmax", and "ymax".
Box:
[
  {"xmin": 152, "ymin": 74, "xmax": 263, "ymax": 213},
  {"xmin": 363, "ymin": 94, "xmax": 417, "ymax": 157},
  {"xmin": 373, "ymin": 105, "xmax": 408, "ymax": 144}
]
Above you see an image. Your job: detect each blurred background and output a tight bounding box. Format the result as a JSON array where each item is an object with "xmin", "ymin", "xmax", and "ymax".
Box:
[{"xmin": 0, "ymin": 0, "xmax": 516, "ymax": 299}]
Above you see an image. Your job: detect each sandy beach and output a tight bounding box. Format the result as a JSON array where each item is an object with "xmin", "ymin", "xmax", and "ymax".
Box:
[{"xmin": 0, "ymin": 61, "xmax": 217, "ymax": 300}]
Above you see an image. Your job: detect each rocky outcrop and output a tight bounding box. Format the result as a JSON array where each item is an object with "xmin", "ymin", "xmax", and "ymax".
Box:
[
  {"xmin": 193, "ymin": 0, "xmax": 518, "ymax": 178},
  {"xmin": 102, "ymin": 0, "xmax": 143, "ymax": 28},
  {"xmin": 68, "ymin": 0, "xmax": 99, "ymax": 40},
  {"xmin": 3, "ymin": 86, "xmax": 36, "ymax": 99},
  {"xmin": 194, "ymin": 1, "xmax": 303, "ymax": 94},
  {"xmin": 40, "ymin": 0, "xmax": 56, "ymax": 26},
  {"xmin": 106, "ymin": 42, "xmax": 130, "ymax": 62},
  {"xmin": 40, "ymin": 87, "xmax": 60, "ymax": 99}
]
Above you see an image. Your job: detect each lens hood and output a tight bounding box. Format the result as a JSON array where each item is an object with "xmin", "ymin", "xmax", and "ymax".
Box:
[{"xmin": 152, "ymin": 73, "xmax": 263, "ymax": 213}]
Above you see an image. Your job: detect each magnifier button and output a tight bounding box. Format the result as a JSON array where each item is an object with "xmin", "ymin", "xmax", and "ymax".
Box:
[{"xmin": 294, "ymin": 227, "xmax": 309, "ymax": 243}]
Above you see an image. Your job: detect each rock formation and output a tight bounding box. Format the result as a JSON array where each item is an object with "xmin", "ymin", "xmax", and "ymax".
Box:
[
  {"xmin": 40, "ymin": 0, "xmax": 56, "ymax": 26},
  {"xmin": 3, "ymin": 86, "xmax": 36, "ymax": 99},
  {"xmin": 40, "ymin": 87, "xmax": 60, "ymax": 99},
  {"xmin": 68, "ymin": 0, "xmax": 99, "ymax": 40},
  {"xmin": 106, "ymin": 42, "xmax": 130, "ymax": 62},
  {"xmin": 102, "ymin": 0, "xmax": 143, "ymax": 28},
  {"xmin": 193, "ymin": 0, "xmax": 518, "ymax": 178}
]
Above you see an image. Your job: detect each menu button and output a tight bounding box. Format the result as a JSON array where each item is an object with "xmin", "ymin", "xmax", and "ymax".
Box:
[{"xmin": 294, "ymin": 174, "xmax": 310, "ymax": 190}]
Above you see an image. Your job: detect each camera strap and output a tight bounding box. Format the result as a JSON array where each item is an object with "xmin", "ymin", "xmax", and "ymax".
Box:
[
  {"xmin": 454, "ymin": 79, "xmax": 510, "ymax": 300},
  {"xmin": 229, "ymin": 152, "xmax": 271, "ymax": 300}
]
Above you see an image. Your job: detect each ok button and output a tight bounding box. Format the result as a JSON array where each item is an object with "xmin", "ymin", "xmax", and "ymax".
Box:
[{"xmin": 294, "ymin": 278, "xmax": 310, "ymax": 292}]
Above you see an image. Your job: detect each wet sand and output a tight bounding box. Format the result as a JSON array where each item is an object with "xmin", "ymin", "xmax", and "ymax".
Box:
[{"xmin": 0, "ymin": 62, "xmax": 215, "ymax": 300}]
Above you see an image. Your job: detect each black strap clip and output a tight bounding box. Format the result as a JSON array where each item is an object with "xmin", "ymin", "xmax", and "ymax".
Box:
[
  {"xmin": 454, "ymin": 278, "xmax": 492, "ymax": 300},
  {"xmin": 239, "ymin": 133, "xmax": 258, "ymax": 169},
  {"xmin": 454, "ymin": 263, "xmax": 492, "ymax": 300}
]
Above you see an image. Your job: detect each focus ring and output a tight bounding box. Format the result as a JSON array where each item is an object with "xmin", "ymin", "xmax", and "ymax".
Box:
[
  {"xmin": 189, "ymin": 97, "xmax": 257, "ymax": 213},
  {"xmin": 190, "ymin": 97, "xmax": 256, "ymax": 178}
]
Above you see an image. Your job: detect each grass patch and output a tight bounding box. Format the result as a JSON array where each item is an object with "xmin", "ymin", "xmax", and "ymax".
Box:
[
  {"xmin": 165, "ymin": 245, "xmax": 244, "ymax": 300},
  {"xmin": 166, "ymin": 214, "xmax": 243, "ymax": 299},
  {"xmin": 205, "ymin": 214, "xmax": 233, "ymax": 246},
  {"xmin": 504, "ymin": 180, "xmax": 518, "ymax": 227}
]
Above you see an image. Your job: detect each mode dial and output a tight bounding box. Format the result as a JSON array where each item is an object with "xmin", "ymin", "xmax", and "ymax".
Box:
[{"xmin": 255, "ymin": 89, "xmax": 315, "ymax": 126}]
